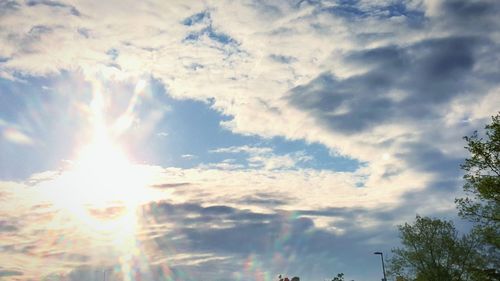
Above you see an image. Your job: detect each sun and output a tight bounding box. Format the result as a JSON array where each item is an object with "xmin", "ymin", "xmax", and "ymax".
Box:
[
  {"xmin": 37, "ymin": 80, "xmax": 157, "ymax": 250},
  {"xmin": 70, "ymin": 130, "xmax": 145, "ymax": 210},
  {"xmin": 42, "ymin": 127, "xmax": 145, "ymax": 243}
]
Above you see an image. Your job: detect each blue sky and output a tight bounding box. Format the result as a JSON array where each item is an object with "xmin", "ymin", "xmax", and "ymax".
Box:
[
  {"xmin": 0, "ymin": 74, "xmax": 360, "ymax": 179},
  {"xmin": 0, "ymin": 1, "xmax": 499, "ymax": 281}
]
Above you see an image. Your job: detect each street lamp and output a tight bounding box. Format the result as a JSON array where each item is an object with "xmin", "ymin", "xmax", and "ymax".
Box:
[{"xmin": 374, "ymin": 252, "xmax": 387, "ymax": 281}]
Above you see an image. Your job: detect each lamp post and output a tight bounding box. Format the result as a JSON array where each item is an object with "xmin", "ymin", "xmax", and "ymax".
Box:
[{"xmin": 374, "ymin": 252, "xmax": 387, "ymax": 281}]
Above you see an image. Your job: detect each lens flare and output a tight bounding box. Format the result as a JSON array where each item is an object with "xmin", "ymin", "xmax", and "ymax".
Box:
[{"xmin": 37, "ymin": 80, "xmax": 156, "ymax": 252}]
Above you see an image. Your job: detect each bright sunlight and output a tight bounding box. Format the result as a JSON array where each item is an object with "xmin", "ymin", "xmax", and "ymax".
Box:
[{"xmin": 37, "ymin": 80, "xmax": 158, "ymax": 250}]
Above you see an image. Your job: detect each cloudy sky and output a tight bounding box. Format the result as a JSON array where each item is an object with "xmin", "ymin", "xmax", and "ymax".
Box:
[{"xmin": 0, "ymin": 0, "xmax": 499, "ymax": 280}]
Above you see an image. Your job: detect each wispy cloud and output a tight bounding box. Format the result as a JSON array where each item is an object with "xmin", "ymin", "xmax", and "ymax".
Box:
[
  {"xmin": 210, "ymin": 145, "xmax": 313, "ymax": 170},
  {"xmin": 0, "ymin": 0, "xmax": 499, "ymax": 280}
]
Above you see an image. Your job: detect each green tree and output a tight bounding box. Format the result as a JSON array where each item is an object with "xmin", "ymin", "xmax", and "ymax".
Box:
[
  {"xmin": 388, "ymin": 216, "xmax": 483, "ymax": 281},
  {"xmin": 455, "ymin": 112, "xmax": 500, "ymax": 278}
]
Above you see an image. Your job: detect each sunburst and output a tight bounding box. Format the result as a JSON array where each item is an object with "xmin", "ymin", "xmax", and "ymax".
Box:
[{"xmin": 38, "ymin": 79, "xmax": 157, "ymax": 250}]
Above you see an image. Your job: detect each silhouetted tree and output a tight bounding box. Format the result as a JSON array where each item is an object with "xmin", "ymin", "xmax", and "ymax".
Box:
[
  {"xmin": 455, "ymin": 112, "xmax": 500, "ymax": 279},
  {"xmin": 331, "ymin": 273, "xmax": 344, "ymax": 281},
  {"xmin": 388, "ymin": 215, "xmax": 484, "ymax": 281}
]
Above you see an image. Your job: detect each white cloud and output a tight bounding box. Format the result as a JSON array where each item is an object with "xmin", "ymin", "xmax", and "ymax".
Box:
[
  {"xmin": 0, "ymin": 157, "xmax": 442, "ymax": 279},
  {"xmin": 210, "ymin": 145, "xmax": 273, "ymax": 155},
  {"xmin": 0, "ymin": 0, "xmax": 495, "ymax": 223},
  {"xmin": 1, "ymin": 1, "xmax": 499, "ymax": 279},
  {"xmin": 181, "ymin": 154, "xmax": 196, "ymax": 160},
  {"xmin": 0, "ymin": 0, "xmax": 494, "ymax": 216},
  {"xmin": 2, "ymin": 127, "xmax": 34, "ymax": 145},
  {"xmin": 210, "ymin": 145, "xmax": 314, "ymax": 170}
]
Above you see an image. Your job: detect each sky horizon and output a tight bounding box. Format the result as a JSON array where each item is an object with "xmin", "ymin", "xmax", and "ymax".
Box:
[{"xmin": 1, "ymin": 0, "xmax": 499, "ymax": 280}]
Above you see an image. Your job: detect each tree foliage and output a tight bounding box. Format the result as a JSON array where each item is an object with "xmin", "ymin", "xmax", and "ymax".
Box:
[
  {"xmin": 455, "ymin": 112, "xmax": 500, "ymax": 279},
  {"xmin": 387, "ymin": 114, "xmax": 500, "ymax": 280},
  {"xmin": 331, "ymin": 273, "xmax": 344, "ymax": 281},
  {"xmin": 456, "ymin": 113, "xmax": 500, "ymax": 249},
  {"xmin": 388, "ymin": 216, "xmax": 483, "ymax": 281}
]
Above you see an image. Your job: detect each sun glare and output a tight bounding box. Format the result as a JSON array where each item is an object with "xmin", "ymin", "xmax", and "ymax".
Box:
[{"xmin": 38, "ymin": 81, "xmax": 157, "ymax": 251}]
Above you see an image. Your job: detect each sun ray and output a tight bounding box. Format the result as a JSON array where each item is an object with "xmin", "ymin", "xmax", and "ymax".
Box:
[{"xmin": 36, "ymin": 79, "xmax": 161, "ymax": 256}]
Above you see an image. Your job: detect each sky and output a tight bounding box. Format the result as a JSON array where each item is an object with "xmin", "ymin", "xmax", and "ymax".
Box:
[{"xmin": 0, "ymin": 0, "xmax": 499, "ymax": 280}]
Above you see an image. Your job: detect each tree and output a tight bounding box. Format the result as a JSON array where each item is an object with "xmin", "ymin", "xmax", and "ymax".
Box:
[
  {"xmin": 455, "ymin": 112, "xmax": 500, "ymax": 278},
  {"xmin": 331, "ymin": 273, "xmax": 344, "ymax": 281},
  {"xmin": 388, "ymin": 215, "xmax": 483, "ymax": 281}
]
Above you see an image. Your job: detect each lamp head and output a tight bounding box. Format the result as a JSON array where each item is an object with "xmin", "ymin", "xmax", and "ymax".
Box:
[{"xmin": 374, "ymin": 252, "xmax": 383, "ymax": 255}]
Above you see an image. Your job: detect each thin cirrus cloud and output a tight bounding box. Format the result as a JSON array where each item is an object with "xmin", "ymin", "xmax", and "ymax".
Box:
[{"xmin": 0, "ymin": 0, "xmax": 499, "ymax": 280}]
